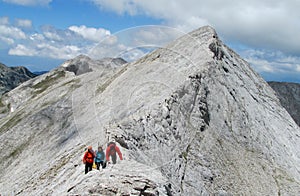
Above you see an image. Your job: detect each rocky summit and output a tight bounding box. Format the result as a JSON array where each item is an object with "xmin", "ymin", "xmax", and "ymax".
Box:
[
  {"xmin": 0, "ymin": 63, "xmax": 36, "ymax": 97},
  {"xmin": 0, "ymin": 26, "xmax": 299, "ymax": 195}
]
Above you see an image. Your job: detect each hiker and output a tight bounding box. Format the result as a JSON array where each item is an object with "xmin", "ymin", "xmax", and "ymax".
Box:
[
  {"xmin": 106, "ymin": 141, "xmax": 123, "ymax": 164},
  {"xmin": 82, "ymin": 146, "xmax": 95, "ymax": 174},
  {"xmin": 95, "ymin": 146, "xmax": 106, "ymax": 170}
]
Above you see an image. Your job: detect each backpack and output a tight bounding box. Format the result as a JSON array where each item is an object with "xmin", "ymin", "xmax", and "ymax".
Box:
[
  {"xmin": 85, "ymin": 151, "xmax": 94, "ymax": 163},
  {"xmin": 108, "ymin": 142, "xmax": 116, "ymax": 154}
]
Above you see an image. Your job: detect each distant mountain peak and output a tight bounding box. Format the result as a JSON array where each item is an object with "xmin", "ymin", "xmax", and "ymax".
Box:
[
  {"xmin": 0, "ymin": 62, "xmax": 36, "ymax": 97},
  {"xmin": 61, "ymin": 54, "xmax": 127, "ymax": 75}
]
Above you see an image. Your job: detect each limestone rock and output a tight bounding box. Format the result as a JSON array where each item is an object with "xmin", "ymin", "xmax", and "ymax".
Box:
[{"xmin": 0, "ymin": 26, "xmax": 299, "ymax": 195}]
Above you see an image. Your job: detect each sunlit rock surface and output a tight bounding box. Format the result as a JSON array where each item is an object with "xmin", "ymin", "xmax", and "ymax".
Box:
[{"xmin": 0, "ymin": 26, "xmax": 299, "ymax": 195}]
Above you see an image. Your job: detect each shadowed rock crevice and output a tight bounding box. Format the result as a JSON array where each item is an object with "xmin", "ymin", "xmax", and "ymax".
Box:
[
  {"xmin": 209, "ymin": 41, "xmax": 225, "ymax": 60},
  {"xmin": 64, "ymin": 55, "xmax": 93, "ymax": 75}
]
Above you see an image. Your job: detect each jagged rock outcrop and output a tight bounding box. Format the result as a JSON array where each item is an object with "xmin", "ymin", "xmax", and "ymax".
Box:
[
  {"xmin": 0, "ymin": 26, "xmax": 299, "ymax": 195},
  {"xmin": 0, "ymin": 63, "xmax": 36, "ymax": 96},
  {"xmin": 268, "ymin": 81, "xmax": 300, "ymax": 127},
  {"xmin": 62, "ymin": 54, "xmax": 127, "ymax": 75}
]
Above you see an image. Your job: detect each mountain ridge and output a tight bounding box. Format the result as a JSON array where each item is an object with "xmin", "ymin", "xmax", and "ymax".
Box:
[
  {"xmin": 268, "ymin": 81, "xmax": 300, "ymax": 127},
  {"xmin": 0, "ymin": 26, "xmax": 299, "ymax": 195},
  {"xmin": 0, "ymin": 62, "xmax": 36, "ymax": 97}
]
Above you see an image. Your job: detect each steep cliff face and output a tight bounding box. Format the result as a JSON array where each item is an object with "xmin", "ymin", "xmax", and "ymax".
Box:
[
  {"xmin": 268, "ymin": 81, "xmax": 300, "ymax": 127},
  {"xmin": 0, "ymin": 26, "xmax": 299, "ymax": 195},
  {"xmin": 0, "ymin": 63, "xmax": 36, "ymax": 97}
]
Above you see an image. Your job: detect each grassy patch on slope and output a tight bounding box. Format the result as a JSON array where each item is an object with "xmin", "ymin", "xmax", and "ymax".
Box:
[
  {"xmin": 32, "ymin": 70, "xmax": 65, "ymax": 95},
  {"xmin": 0, "ymin": 110, "xmax": 23, "ymax": 133}
]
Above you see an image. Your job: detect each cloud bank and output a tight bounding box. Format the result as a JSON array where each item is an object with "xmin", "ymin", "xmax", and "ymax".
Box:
[
  {"xmin": 0, "ymin": 17, "xmax": 116, "ymax": 59},
  {"xmin": 90, "ymin": 0, "xmax": 300, "ymax": 55},
  {"xmin": 1, "ymin": 0, "xmax": 299, "ymax": 82},
  {"xmin": 90, "ymin": 0, "xmax": 300, "ymax": 81},
  {"xmin": 0, "ymin": 16, "xmax": 183, "ymax": 62}
]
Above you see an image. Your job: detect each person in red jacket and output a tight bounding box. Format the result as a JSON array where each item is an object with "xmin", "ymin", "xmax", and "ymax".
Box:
[
  {"xmin": 106, "ymin": 141, "xmax": 123, "ymax": 164},
  {"xmin": 83, "ymin": 146, "xmax": 95, "ymax": 174}
]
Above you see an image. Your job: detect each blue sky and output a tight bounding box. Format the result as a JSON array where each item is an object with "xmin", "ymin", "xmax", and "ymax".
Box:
[{"xmin": 0, "ymin": 0, "xmax": 299, "ymax": 83}]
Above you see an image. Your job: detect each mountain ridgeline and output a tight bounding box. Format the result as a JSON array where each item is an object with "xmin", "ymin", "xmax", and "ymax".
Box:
[
  {"xmin": 268, "ymin": 82, "xmax": 300, "ymax": 127},
  {"xmin": 0, "ymin": 26, "xmax": 299, "ymax": 195},
  {"xmin": 0, "ymin": 63, "xmax": 36, "ymax": 97}
]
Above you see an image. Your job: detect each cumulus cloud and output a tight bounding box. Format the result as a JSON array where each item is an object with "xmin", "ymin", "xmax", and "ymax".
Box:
[
  {"xmin": 8, "ymin": 43, "xmax": 82, "ymax": 59},
  {"xmin": 0, "ymin": 17, "xmax": 9, "ymax": 25},
  {"xmin": 89, "ymin": 0, "xmax": 300, "ymax": 82},
  {"xmin": 88, "ymin": 25, "xmax": 184, "ymax": 61},
  {"xmin": 90, "ymin": 0, "xmax": 300, "ymax": 56},
  {"xmin": 0, "ymin": 36, "xmax": 15, "ymax": 45},
  {"xmin": 0, "ymin": 24, "xmax": 26, "ymax": 44},
  {"xmin": 2, "ymin": 18, "xmax": 114, "ymax": 60},
  {"xmin": 15, "ymin": 18, "xmax": 32, "ymax": 28},
  {"xmin": 8, "ymin": 44, "xmax": 36, "ymax": 56},
  {"xmin": 241, "ymin": 49, "xmax": 300, "ymax": 74},
  {"xmin": 2, "ymin": 0, "xmax": 52, "ymax": 6},
  {"xmin": 130, "ymin": 26, "xmax": 184, "ymax": 46},
  {"xmin": 68, "ymin": 25, "xmax": 111, "ymax": 42}
]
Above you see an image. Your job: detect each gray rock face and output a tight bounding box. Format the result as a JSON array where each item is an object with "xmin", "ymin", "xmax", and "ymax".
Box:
[
  {"xmin": 62, "ymin": 54, "xmax": 127, "ymax": 75},
  {"xmin": 268, "ymin": 82, "xmax": 300, "ymax": 127},
  {"xmin": 0, "ymin": 26, "xmax": 299, "ymax": 195},
  {"xmin": 0, "ymin": 63, "xmax": 36, "ymax": 96}
]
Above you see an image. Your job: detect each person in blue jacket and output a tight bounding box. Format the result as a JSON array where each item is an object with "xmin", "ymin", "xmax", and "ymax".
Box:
[{"xmin": 95, "ymin": 146, "xmax": 106, "ymax": 169}]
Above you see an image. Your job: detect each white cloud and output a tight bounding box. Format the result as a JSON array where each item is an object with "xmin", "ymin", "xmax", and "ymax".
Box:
[
  {"xmin": 9, "ymin": 43, "xmax": 82, "ymax": 59},
  {"xmin": 8, "ymin": 44, "xmax": 36, "ymax": 56},
  {"xmin": 89, "ymin": 0, "xmax": 300, "ymax": 83},
  {"xmin": 0, "ymin": 17, "xmax": 9, "ymax": 25},
  {"xmin": 35, "ymin": 43, "xmax": 81, "ymax": 59},
  {"xmin": 2, "ymin": 0, "xmax": 52, "ymax": 6},
  {"xmin": 88, "ymin": 25, "xmax": 184, "ymax": 61},
  {"xmin": 130, "ymin": 26, "xmax": 184, "ymax": 46},
  {"xmin": 240, "ymin": 48, "xmax": 300, "ymax": 75},
  {"xmin": 90, "ymin": 0, "xmax": 300, "ymax": 55},
  {"xmin": 90, "ymin": 0, "xmax": 138, "ymax": 15},
  {"xmin": 0, "ymin": 17, "xmax": 27, "ymax": 45},
  {"xmin": 15, "ymin": 19, "xmax": 32, "ymax": 28},
  {"xmin": 43, "ymin": 31, "xmax": 63, "ymax": 41},
  {"xmin": 296, "ymin": 65, "xmax": 300, "ymax": 72},
  {"xmin": 29, "ymin": 33, "xmax": 45, "ymax": 41},
  {"xmin": 119, "ymin": 48, "xmax": 149, "ymax": 62},
  {"xmin": 4, "ymin": 22, "xmax": 114, "ymax": 60},
  {"xmin": 0, "ymin": 36, "xmax": 14, "ymax": 45},
  {"xmin": 69, "ymin": 25, "xmax": 111, "ymax": 42},
  {"xmin": 0, "ymin": 24, "xmax": 26, "ymax": 44}
]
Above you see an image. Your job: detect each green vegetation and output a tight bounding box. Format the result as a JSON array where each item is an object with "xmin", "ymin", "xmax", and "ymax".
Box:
[
  {"xmin": 0, "ymin": 98, "xmax": 4, "ymax": 108},
  {"xmin": 0, "ymin": 110, "xmax": 23, "ymax": 133},
  {"xmin": 0, "ymin": 98, "xmax": 8, "ymax": 114},
  {"xmin": 61, "ymin": 78, "xmax": 80, "ymax": 87},
  {"xmin": 32, "ymin": 70, "xmax": 65, "ymax": 95},
  {"xmin": 96, "ymin": 65, "xmax": 128, "ymax": 94},
  {"xmin": 181, "ymin": 144, "xmax": 191, "ymax": 160},
  {"xmin": 0, "ymin": 136, "xmax": 32, "ymax": 168},
  {"xmin": 9, "ymin": 140, "xmax": 30, "ymax": 158},
  {"xmin": 61, "ymin": 78, "xmax": 82, "ymax": 90}
]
